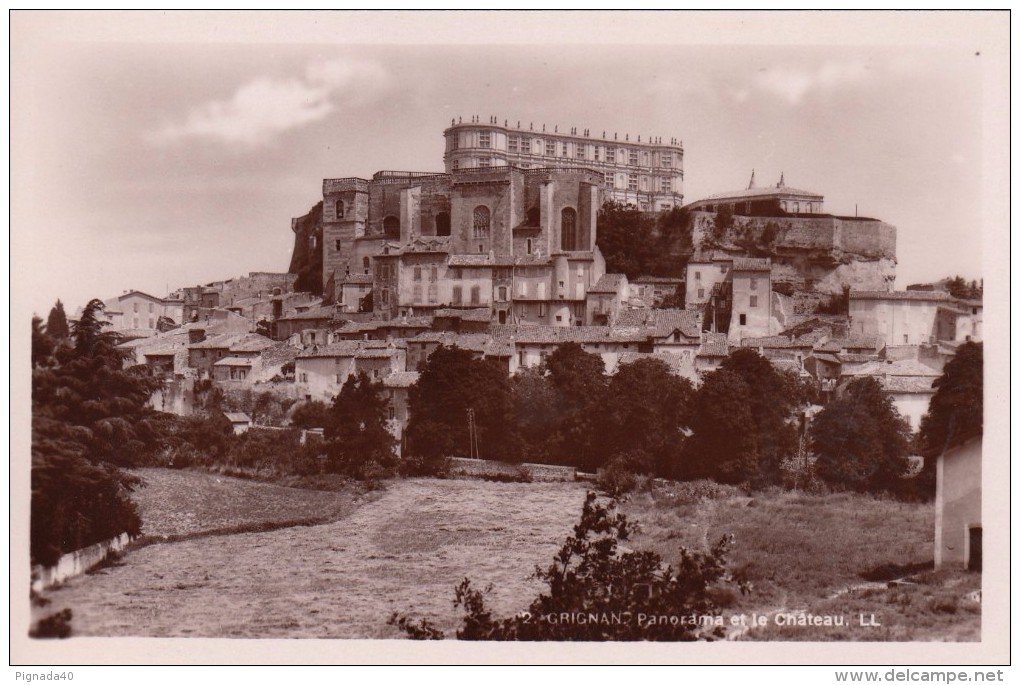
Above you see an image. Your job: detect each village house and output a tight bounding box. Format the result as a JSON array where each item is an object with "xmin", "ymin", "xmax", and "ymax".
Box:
[
  {"xmin": 187, "ymin": 333, "xmax": 275, "ymax": 380},
  {"xmin": 935, "ymin": 436, "xmax": 982, "ymax": 571},
  {"xmin": 585, "ymin": 273, "xmax": 629, "ymax": 325},
  {"xmin": 727, "ymin": 257, "xmax": 775, "ymax": 342},
  {"xmin": 695, "ymin": 332, "xmax": 730, "ymax": 375},
  {"xmin": 294, "ymin": 341, "xmax": 406, "ymax": 401},
  {"xmin": 684, "ymin": 255, "xmax": 731, "ymax": 310},
  {"xmin": 616, "ymin": 308, "xmax": 702, "ymax": 355},
  {"xmin": 629, "ymin": 275, "xmax": 684, "ymax": 308},
  {"xmin": 382, "ymin": 371, "xmax": 420, "ymax": 457},
  {"xmin": 837, "ymin": 357, "xmax": 941, "ymax": 431},
  {"xmin": 848, "ymin": 290, "xmax": 954, "ymax": 348}
]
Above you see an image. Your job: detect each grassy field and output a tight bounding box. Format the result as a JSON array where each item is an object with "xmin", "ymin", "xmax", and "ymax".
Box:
[
  {"xmin": 618, "ymin": 482, "xmax": 980, "ymax": 641},
  {"xmin": 35, "ymin": 471, "xmax": 978, "ymax": 640},
  {"xmin": 37, "ymin": 473, "xmax": 589, "ymax": 638}
]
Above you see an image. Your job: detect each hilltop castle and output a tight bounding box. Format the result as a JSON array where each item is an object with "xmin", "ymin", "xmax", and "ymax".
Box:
[{"xmin": 289, "ymin": 114, "xmax": 687, "ymax": 327}]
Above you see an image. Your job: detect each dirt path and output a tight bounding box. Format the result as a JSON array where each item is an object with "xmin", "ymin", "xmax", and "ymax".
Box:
[{"xmin": 38, "ymin": 477, "xmax": 589, "ymax": 639}]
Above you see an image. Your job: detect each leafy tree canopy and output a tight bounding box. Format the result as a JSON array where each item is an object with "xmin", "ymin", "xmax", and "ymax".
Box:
[
  {"xmin": 324, "ymin": 371, "xmax": 396, "ymax": 478},
  {"xmin": 810, "ymin": 376, "xmax": 912, "ymax": 494},
  {"xmin": 406, "ymin": 346, "xmax": 518, "ymax": 462},
  {"xmin": 46, "ymin": 299, "xmax": 70, "ymax": 340},
  {"xmin": 919, "ymin": 341, "xmax": 983, "ymax": 455}
]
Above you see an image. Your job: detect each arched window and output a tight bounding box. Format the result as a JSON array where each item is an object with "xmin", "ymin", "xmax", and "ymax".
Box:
[
  {"xmin": 793, "ymin": 202, "xmax": 800, "ymax": 214},
  {"xmin": 473, "ymin": 205, "xmax": 490, "ymax": 239},
  {"xmin": 335, "ymin": 199, "xmax": 345, "ymax": 219},
  {"xmin": 526, "ymin": 207, "xmax": 540, "ymax": 226},
  {"xmin": 560, "ymin": 207, "xmax": 578, "ymax": 251},
  {"xmin": 435, "ymin": 212, "xmax": 451, "ymax": 237},
  {"xmin": 383, "ymin": 216, "xmax": 400, "ymax": 239}
]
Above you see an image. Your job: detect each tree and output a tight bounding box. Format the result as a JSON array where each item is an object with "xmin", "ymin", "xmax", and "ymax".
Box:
[
  {"xmin": 32, "ymin": 315, "xmax": 54, "ymax": 367},
  {"xmin": 46, "ymin": 300, "xmax": 70, "ymax": 340},
  {"xmin": 683, "ymin": 370, "xmax": 758, "ymax": 483},
  {"xmin": 291, "ymin": 399, "xmax": 332, "ymax": 429},
  {"xmin": 406, "ymin": 346, "xmax": 518, "ymax": 462},
  {"xmin": 595, "ymin": 201, "xmax": 657, "ymax": 278},
  {"xmin": 391, "ymin": 492, "xmax": 734, "ymax": 641},
  {"xmin": 31, "ymin": 299, "xmax": 166, "ymax": 565},
  {"xmin": 711, "ymin": 205, "xmax": 734, "ymax": 242},
  {"xmin": 323, "ymin": 372, "xmax": 396, "ymax": 478},
  {"xmin": 919, "ymin": 341, "xmax": 983, "ymax": 455},
  {"xmin": 599, "ymin": 358, "xmax": 694, "ymax": 477},
  {"xmin": 683, "ymin": 349, "xmax": 800, "ymax": 484},
  {"xmin": 810, "ymin": 377, "xmax": 912, "ymax": 493},
  {"xmin": 542, "ymin": 344, "xmax": 607, "ymax": 470},
  {"xmin": 595, "ymin": 202, "xmax": 689, "ymax": 279},
  {"xmin": 510, "ymin": 368, "xmax": 559, "ymax": 463}
]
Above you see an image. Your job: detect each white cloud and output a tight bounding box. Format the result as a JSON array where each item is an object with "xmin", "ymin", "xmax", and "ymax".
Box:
[
  {"xmin": 754, "ymin": 60, "xmax": 871, "ymax": 105},
  {"xmin": 149, "ymin": 58, "xmax": 392, "ymax": 147}
]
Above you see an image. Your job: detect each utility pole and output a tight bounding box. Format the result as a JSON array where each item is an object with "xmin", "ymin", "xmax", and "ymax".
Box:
[{"xmin": 467, "ymin": 408, "xmax": 479, "ymax": 459}]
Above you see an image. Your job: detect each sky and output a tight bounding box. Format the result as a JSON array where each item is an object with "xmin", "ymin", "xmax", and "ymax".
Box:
[{"xmin": 11, "ymin": 11, "xmax": 1008, "ymax": 319}]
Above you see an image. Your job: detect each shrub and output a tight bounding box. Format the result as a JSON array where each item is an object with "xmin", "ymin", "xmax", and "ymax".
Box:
[
  {"xmin": 30, "ymin": 609, "xmax": 73, "ymax": 639},
  {"xmin": 392, "ymin": 492, "xmax": 734, "ymax": 641}
]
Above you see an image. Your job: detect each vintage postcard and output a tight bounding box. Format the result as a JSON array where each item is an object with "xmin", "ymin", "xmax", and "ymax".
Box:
[{"xmin": 10, "ymin": 10, "xmax": 1010, "ymax": 668}]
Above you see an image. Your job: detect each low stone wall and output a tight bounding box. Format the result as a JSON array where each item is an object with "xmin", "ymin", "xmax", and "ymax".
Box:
[
  {"xmin": 448, "ymin": 457, "xmax": 577, "ymax": 482},
  {"xmin": 31, "ymin": 532, "xmax": 132, "ymax": 593}
]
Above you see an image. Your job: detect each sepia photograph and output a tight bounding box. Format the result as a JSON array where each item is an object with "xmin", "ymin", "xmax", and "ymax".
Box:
[{"xmin": 10, "ymin": 10, "xmax": 1009, "ymax": 668}]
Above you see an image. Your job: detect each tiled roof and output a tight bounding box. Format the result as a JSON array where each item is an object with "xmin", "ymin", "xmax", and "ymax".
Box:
[
  {"xmin": 937, "ymin": 304, "xmax": 971, "ymax": 316},
  {"xmin": 632, "ymin": 275, "xmax": 683, "ymax": 284},
  {"xmin": 588, "ymin": 274, "xmax": 628, "ymax": 294},
  {"xmin": 511, "ymin": 254, "xmax": 553, "ymax": 266},
  {"xmin": 881, "ymin": 376, "xmax": 938, "ymax": 394},
  {"xmin": 433, "ymin": 308, "xmax": 491, "ymax": 322},
  {"xmin": 850, "ymin": 290, "xmax": 953, "ymax": 302},
  {"xmin": 383, "ymin": 371, "xmax": 420, "ymax": 388},
  {"xmin": 355, "ymin": 349, "xmax": 399, "ymax": 360},
  {"xmin": 699, "ymin": 332, "xmax": 730, "ymax": 357},
  {"xmin": 189, "ymin": 333, "xmax": 246, "ymax": 350},
  {"xmin": 731, "ymin": 257, "xmax": 771, "ymax": 272},
  {"xmin": 836, "ymin": 352, "xmax": 875, "ymax": 364},
  {"xmin": 383, "ymin": 316, "xmax": 435, "ymax": 328},
  {"xmin": 447, "ymin": 254, "xmax": 494, "ymax": 267},
  {"xmin": 335, "ymin": 321, "xmax": 384, "ymax": 334},
  {"xmin": 262, "ymin": 343, "xmax": 300, "ymax": 366},
  {"xmin": 214, "ymin": 356, "xmax": 255, "ymax": 367},
  {"xmin": 296, "ymin": 342, "xmax": 363, "ymax": 359},
  {"xmin": 229, "ymin": 334, "xmax": 276, "ymax": 353},
  {"xmin": 814, "ymin": 336, "xmax": 884, "ymax": 353},
  {"xmin": 281, "ymin": 306, "xmax": 340, "ymax": 321},
  {"xmin": 846, "ymin": 358, "xmax": 941, "ymax": 378},
  {"xmin": 741, "ymin": 336, "xmax": 812, "ymax": 349},
  {"xmin": 810, "ymin": 352, "xmax": 841, "ymax": 365},
  {"xmin": 617, "ymin": 350, "xmax": 696, "ymax": 380},
  {"xmin": 615, "ymin": 308, "xmax": 701, "ymax": 339},
  {"xmin": 490, "ymin": 324, "xmax": 652, "ymax": 345},
  {"xmin": 701, "ymin": 185, "xmax": 823, "ymax": 202},
  {"xmin": 484, "ymin": 338, "xmax": 514, "ymax": 357},
  {"xmin": 340, "ymin": 274, "xmax": 374, "ymax": 285},
  {"xmin": 223, "ymin": 412, "xmax": 251, "ymax": 423}
]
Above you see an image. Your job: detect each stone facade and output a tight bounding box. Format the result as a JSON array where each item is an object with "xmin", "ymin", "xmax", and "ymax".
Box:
[
  {"xmin": 301, "ymin": 166, "xmax": 609, "ymax": 329},
  {"xmin": 443, "ymin": 115, "xmax": 684, "ymax": 211},
  {"xmin": 849, "ymin": 290, "xmax": 954, "ymax": 348}
]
